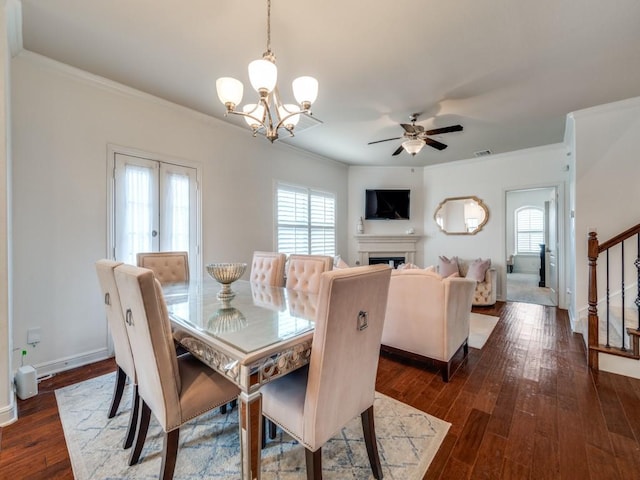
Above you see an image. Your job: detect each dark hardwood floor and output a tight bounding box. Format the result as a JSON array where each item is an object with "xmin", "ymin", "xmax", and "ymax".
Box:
[{"xmin": 2, "ymin": 301, "xmax": 640, "ymax": 479}]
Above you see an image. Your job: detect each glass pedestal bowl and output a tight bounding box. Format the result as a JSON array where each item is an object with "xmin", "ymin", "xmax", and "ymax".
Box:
[{"xmin": 206, "ymin": 262, "xmax": 247, "ymax": 301}]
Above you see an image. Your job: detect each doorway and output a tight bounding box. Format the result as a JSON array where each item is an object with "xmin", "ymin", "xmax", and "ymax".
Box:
[
  {"xmin": 505, "ymin": 187, "xmax": 558, "ymax": 306},
  {"xmin": 107, "ymin": 148, "xmax": 201, "ymax": 277}
]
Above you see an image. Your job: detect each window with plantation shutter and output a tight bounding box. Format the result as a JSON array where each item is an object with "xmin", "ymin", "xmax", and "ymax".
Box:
[
  {"xmin": 277, "ymin": 183, "xmax": 335, "ymax": 256},
  {"xmin": 515, "ymin": 207, "xmax": 544, "ymax": 254}
]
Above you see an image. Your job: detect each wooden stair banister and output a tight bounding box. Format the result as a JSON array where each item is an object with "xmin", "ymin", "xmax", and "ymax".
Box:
[{"xmin": 588, "ymin": 223, "xmax": 640, "ymax": 370}]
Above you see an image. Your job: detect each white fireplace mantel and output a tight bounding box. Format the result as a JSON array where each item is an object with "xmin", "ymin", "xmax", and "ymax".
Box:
[{"xmin": 354, "ymin": 234, "xmax": 422, "ymax": 266}]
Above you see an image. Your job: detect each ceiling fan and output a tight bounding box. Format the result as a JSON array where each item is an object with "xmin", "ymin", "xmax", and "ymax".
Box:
[{"xmin": 368, "ymin": 114, "xmax": 463, "ymax": 156}]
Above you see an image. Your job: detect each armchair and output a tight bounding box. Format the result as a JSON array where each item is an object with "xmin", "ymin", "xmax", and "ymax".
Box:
[{"xmin": 381, "ymin": 269, "xmax": 476, "ymax": 381}]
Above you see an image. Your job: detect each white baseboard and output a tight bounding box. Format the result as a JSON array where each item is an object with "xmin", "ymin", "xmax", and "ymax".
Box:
[
  {"xmin": 0, "ymin": 398, "xmax": 18, "ymax": 426},
  {"xmin": 31, "ymin": 348, "xmax": 111, "ymax": 378}
]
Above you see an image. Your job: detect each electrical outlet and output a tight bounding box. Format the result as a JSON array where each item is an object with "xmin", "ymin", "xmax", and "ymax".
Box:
[{"xmin": 27, "ymin": 327, "xmax": 41, "ymax": 346}]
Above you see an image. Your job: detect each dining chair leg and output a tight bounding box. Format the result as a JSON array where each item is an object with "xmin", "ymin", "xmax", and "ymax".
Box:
[
  {"xmin": 161, "ymin": 429, "xmax": 180, "ymax": 480},
  {"xmin": 129, "ymin": 398, "xmax": 151, "ymax": 466},
  {"xmin": 268, "ymin": 419, "xmax": 277, "ymax": 439},
  {"xmin": 123, "ymin": 384, "xmax": 139, "ymax": 449},
  {"xmin": 108, "ymin": 366, "xmax": 127, "ymax": 418},
  {"xmin": 361, "ymin": 405, "xmax": 383, "ymax": 479},
  {"xmin": 305, "ymin": 447, "xmax": 322, "ymax": 480}
]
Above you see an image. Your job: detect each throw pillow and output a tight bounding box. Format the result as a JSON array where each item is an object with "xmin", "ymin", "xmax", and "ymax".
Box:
[
  {"xmin": 438, "ymin": 255, "xmax": 459, "ymax": 277},
  {"xmin": 397, "ymin": 262, "xmax": 419, "ymax": 270},
  {"xmin": 466, "ymin": 258, "xmax": 491, "ymax": 282},
  {"xmin": 333, "ymin": 256, "xmax": 350, "ymax": 269}
]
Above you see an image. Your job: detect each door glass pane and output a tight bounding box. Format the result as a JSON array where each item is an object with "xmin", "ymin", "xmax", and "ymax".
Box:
[
  {"xmin": 165, "ymin": 171, "xmax": 190, "ymax": 252},
  {"xmin": 114, "ymin": 155, "xmax": 158, "ymax": 265}
]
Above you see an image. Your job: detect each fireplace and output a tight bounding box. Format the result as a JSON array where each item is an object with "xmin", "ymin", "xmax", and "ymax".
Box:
[
  {"xmin": 369, "ymin": 256, "xmax": 405, "ymax": 268},
  {"xmin": 354, "ymin": 234, "xmax": 421, "ymax": 267}
]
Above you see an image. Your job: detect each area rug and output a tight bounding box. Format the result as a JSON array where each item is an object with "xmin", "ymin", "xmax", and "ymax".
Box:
[
  {"xmin": 56, "ymin": 373, "xmax": 450, "ymax": 480},
  {"xmin": 469, "ymin": 312, "xmax": 500, "ymax": 349}
]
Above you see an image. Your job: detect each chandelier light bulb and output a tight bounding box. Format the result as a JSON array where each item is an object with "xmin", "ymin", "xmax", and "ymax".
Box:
[
  {"xmin": 216, "ymin": 77, "xmax": 244, "ymax": 108},
  {"xmin": 292, "ymin": 76, "xmax": 318, "ymax": 108},
  {"xmin": 248, "ymin": 58, "xmax": 278, "ymax": 95},
  {"xmin": 243, "ymin": 104, "xmax": 266, "ymax": 128},
  {"xmin": 278, "ymin": 104, "xmax": 301, "ymax": 128},
  {"xmin": 402, "ymin": 139, "xmax": 425, "ymax": 156}
]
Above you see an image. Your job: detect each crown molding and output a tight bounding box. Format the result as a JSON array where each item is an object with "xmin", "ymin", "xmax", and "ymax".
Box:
[{"xmin": 16, "ymin": 50, "xmax": 347, "ymax": 168}]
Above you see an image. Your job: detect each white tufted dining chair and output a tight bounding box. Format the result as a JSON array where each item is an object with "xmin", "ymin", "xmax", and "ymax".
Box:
[
  {"xmin": 261, "ymin": 264, "xmax": 392, "ymax": 479},
  {"xmin": 250, "ymin": 251, "xmax": 286, "ymax": 287},
  {"xmin": 136, "ymin": 251, "xmax": 189, "ymax": 285},
  {"xmin": 285, "ymin": 254, "xmax": 333, "ymax": 294}
]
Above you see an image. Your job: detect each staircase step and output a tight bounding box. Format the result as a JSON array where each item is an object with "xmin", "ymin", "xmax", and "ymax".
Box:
[{"xmin": 590, "ymin": 344, "xmax": 640, "ymax": 360}]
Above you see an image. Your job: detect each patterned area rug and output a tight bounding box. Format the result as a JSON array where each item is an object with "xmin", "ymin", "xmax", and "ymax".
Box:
[
  {"xmin": 56, "ymin": 373, "xmax": 450, "ymax": 480},
  {"xmin": 469, "ymin": 312, "xmax": 499, "ymax": 349}
]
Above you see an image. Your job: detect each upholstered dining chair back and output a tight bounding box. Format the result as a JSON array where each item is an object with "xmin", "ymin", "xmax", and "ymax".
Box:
[
  {"xmin": 136, "ymin": 251, "xmax": 189, "ymax": 285},
  {"xmin": 303, "ymin": 264, "xmax": 391, "ymax": 448},
  {"xmin": 95, "ymin": 259, "xmax": 135, "ymax": 383},
  {"xmin": 250, "ymin": 251, "xmax": 286, "ymax": 286},
  {"xmin": 95, "ymin": 259, "xmax": 141, "ymax": 449},
  {"xmin": 285, "ymin": 254, "xmax": 333, "ymax": 293},
  {"xmin": 114, "ymin": 264, "xmax": 181, "ymax": 429},
  {"xmin": 114, "ymin": 264, "xmax": 239, "ymax": 479}
]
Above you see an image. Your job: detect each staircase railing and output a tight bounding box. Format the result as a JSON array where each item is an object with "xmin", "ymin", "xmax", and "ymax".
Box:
[{"xmin": 588, "ymin": 223, "xmax": 640, "ymax": 370}]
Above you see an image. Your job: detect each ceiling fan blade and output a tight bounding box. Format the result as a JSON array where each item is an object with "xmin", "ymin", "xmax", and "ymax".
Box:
[
  {"xmin": 424, "ymin": 137, "xmax": 448, "ymax": 150},
  {"xmin": 425, "ymin": 125, "xmax": 463, "ymax": 136},
  {"xmin": 392, "ymin": 145, "xmax": 405, "ymax": 156},
  {"xmin": 368, "ymin": 137, "xmax": 402, "ymax": 145},
  {"xmin": 400, "ymin": 123, "xmax": 418, "ymax": 134}
]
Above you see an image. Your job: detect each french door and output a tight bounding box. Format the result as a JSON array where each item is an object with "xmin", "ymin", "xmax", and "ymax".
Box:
[{"xmin": 109, "ymin": 151, "xmax": 200, "ymax": 277}]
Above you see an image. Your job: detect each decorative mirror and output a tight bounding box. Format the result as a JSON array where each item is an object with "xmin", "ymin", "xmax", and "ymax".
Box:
[{"xmin": 434, "ymin": 196, "xmax": 489, "ymax": 235}]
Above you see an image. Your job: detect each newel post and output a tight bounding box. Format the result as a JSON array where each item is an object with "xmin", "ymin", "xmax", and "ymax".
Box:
[{"xmin": 588, "ymin": 231, "xmax": 600, "ymax": 370}]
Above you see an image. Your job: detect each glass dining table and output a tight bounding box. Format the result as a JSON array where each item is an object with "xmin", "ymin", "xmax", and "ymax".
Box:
[{"xmin": 163, "ymin": 277, "xmax": 317, "ymax": 480}]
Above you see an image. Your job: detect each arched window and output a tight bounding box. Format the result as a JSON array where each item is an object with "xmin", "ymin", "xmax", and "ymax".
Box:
[{"xmin": 515, "ymin": 207, "xmax": 544, "ymax": 254}]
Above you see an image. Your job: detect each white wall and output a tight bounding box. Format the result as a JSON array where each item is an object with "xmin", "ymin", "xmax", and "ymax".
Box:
[
  {"xmin": 572, "ymin": 96, "xmax": 640, "ymax": 341},
  {"xmin": 10, "ymin": 52, "xmax": 348, "ymax": 375},
  {"xmin": 423, "ymin": 144, "xmax": 570, "ymax": 305},
  {"xmin": 347, "ymin": 166, "xmax": 425, "ymax": 266},
  {"xmin": 0, "ymin": 1, "xmax": 16, "ymax": 426}
]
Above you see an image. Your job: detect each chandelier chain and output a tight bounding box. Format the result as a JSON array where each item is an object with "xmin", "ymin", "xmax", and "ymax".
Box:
[{"xmin": 266, "ymin": 0, "xmax": 272, "ymax": 54}]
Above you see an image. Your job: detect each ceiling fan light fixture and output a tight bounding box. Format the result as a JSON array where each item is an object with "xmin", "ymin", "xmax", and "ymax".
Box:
[{"xmin": 402, "ymin": 139, "xmax": 425, "ymax": 156}]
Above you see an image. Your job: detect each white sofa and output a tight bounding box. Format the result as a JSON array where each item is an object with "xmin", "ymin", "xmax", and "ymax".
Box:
[{"xmin": 381, "ymin": 269, "xmax": 476, "ymax": 381}]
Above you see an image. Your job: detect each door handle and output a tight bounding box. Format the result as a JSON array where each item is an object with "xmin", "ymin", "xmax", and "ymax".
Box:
[{"xmin": 152, "ymin": 230, "xmax": 158, "ymax": 237}]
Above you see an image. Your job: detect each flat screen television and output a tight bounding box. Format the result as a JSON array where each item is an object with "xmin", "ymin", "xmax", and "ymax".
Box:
[{"xmin": 365, "ymin": 189, "xmax": 410, "ymax": 220}]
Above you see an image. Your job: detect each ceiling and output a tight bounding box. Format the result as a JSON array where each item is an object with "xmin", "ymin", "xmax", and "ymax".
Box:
[{"xmin": 18, "ymin": 0, "xmax": 640, "ymax": 167}]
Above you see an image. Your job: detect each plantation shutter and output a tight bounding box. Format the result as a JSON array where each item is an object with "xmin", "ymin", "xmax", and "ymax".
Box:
[
  {"xmin": 277, "ymin": 184, "xmax": 335, "ymax": 256},
  {"xmin": 516, "ymin": 207, "xmax": 544, "ymax": 253}
]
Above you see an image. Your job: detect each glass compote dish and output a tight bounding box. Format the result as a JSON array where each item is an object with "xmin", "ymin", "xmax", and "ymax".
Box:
[{"xmin": 206, "ymin": 262, "xmax": 247, "ymax": 301}]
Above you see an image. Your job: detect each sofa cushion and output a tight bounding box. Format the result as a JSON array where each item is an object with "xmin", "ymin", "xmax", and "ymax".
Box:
[
  {"xmin": 466, "ymin": 258, "xmax": 491, "ymax": 282},
  {"xmin": 438, "ymin": 255, "xmax": 459, "ymax": 277}
]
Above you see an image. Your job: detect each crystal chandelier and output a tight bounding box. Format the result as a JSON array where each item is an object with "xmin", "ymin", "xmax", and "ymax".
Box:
[{"xmin": 215, "ymin": 0, "xmax": 318, "ymax": 143}]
